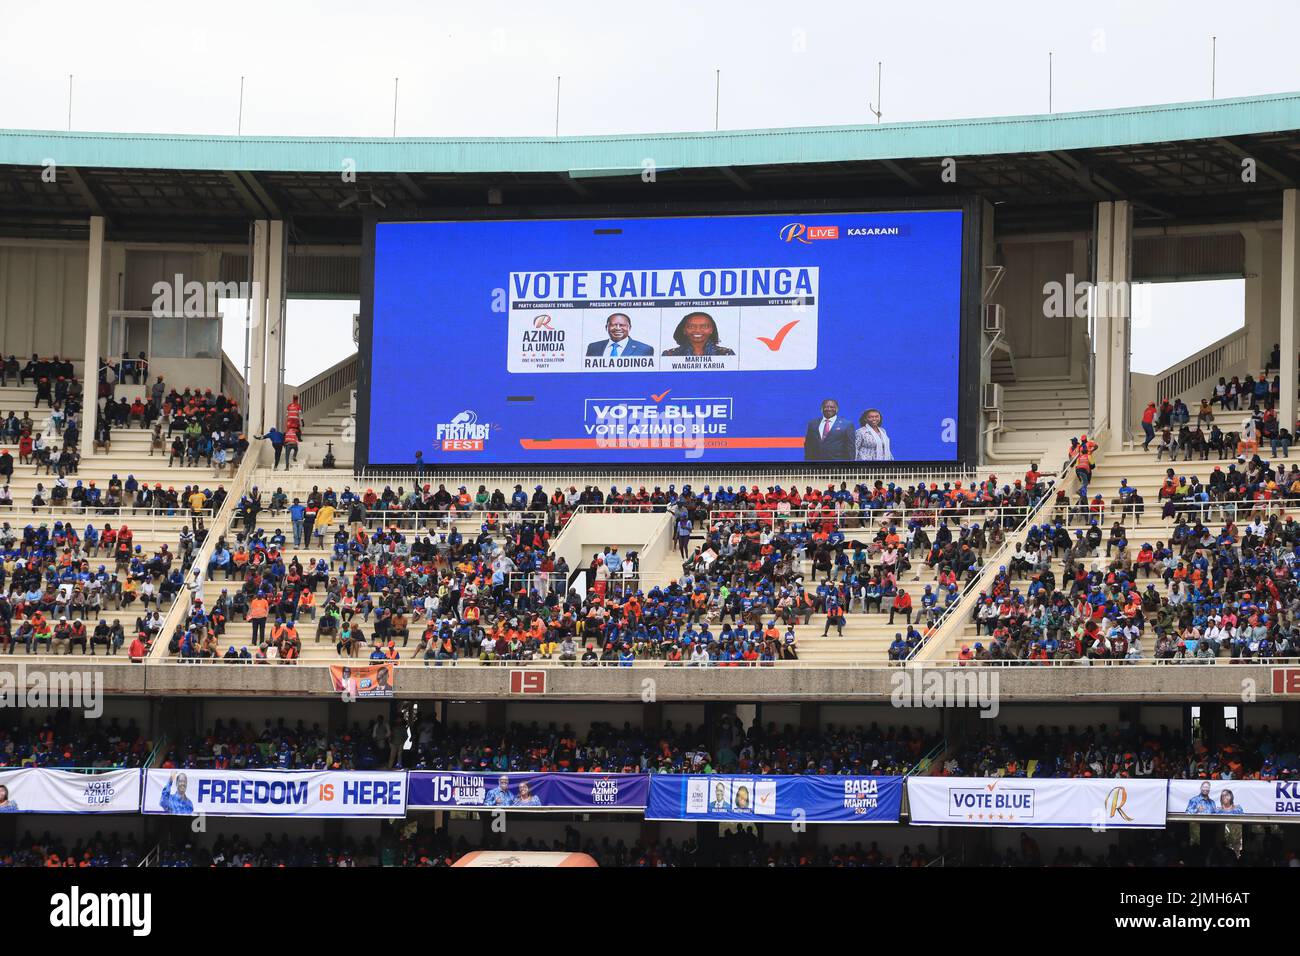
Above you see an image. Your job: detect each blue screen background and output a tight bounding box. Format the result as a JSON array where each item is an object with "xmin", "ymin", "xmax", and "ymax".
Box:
[{"xmin": 368, "ymin": 210, "xmax": 963, "ymax": 465}]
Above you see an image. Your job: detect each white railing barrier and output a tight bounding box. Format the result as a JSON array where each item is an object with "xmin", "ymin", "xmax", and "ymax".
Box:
[
  {"xmin": 148, "ymin": 450, "xmax": 259, "ymax": 661},
  {"xmin": 1153, "ymin": 326, "xmax": 1249, "ymax": 402}
]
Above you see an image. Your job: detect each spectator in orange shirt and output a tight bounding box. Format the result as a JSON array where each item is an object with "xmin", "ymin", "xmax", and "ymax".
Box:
[{"xmin": 248, "ymin": 594, "xmax": 270, "ymax": 645}]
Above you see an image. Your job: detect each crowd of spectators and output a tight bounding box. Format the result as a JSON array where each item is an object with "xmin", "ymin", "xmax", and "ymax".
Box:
[
  {"xmin": 0, "ymin": 833, "xmax": 143, "ymax": 867},
  {"xmin": 176, "ymin": 471, "xmax": 1052, "ymax": 664},
  {"xmin": 0, "ymin": 717, "xmax": 149, "ymax": 767},
  {"xmin": 156, "ymin": 835, "xmax": 383, "ymax": 867},
  {"xmin": 5, "ymin": 827, "xmax": 1287, "ymax": 868},
  {"xmin": 155, "ymin": 717, "xmax": 394, "ymax": 770},
  {"xmin": 94, "ymin": 363, "xmax": 250, "ymax": 476},
  {"xmin": 957, "ymin": 438, "xmax": 1300, "ymax": 664},
  {"xmin": 403, "ymin": 717, "xmax": 938, "ymax": 775},
  {"xmin": 1139, "ymin": 353, "xmax": 1295, "ymax": 463},
  {"xmin": 943, "ymin": 724, "xmax": 1297, "ymax": 779},
  {"xmin": 157, "ymin": 715, "xmax": 939, "ymax": 775},
  {"xmin": 431, "ymin": 827, "xmax": 940, "ymax": 867},
  {"xmin": 0, "ymin": 354, "xmax": 84, "ymax": 493},
  {"xmin": 0, "ymin": 513, "xmax": 212, "ymax": 657},
  {"xmin": 981, "ymin": 830, "xmax": 1296, "ymax": 867}
]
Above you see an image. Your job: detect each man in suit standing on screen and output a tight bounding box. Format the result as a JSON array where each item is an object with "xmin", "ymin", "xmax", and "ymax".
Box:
[
  {"xmin": 804, "ymin": 398, "xmax": 855, "ymax": 460},
  {"xmin": 586, "ymin": 313, "xmax": 655, "ymax": 357}
]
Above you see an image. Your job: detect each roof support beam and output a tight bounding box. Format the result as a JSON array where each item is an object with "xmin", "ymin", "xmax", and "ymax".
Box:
[
  {"xmin": 557, "ymin": 173, "xmax": 591, "ymax": 198},
  {"xmin": 241, "ymin": 171, "xmax": 284, "ymax": 219},
  {"xmin": 224, "ymin": 171, "xmax": 271, "ymax": 218},
  {"xmin": 63, "ymin": 166, "xmax": 112, "ymax": 227},
  {"xmin": 878, "ymin": 158, "xmax": 923, "ymax": 189},
  {"xmin": 1215, "ymin": 137, "xmax": 1298, "ymax": 187},
  {"xmin": 1041, "ymin": 151, "xmax": 1117, "ymax": 200},
  {"xmin": 717, "ymin": 165, "xmax": 754, "ymax": 192},
  {"xmin": 396, "ymin": 172, "xmax": 428, "ymax": 202}
]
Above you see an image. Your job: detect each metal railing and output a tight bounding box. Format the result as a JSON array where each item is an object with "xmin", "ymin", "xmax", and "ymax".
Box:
[
  {"xmin": 143, "ymin": 734, "xmax": 167, "ymax": 769},
  {"xmin": 158, "ymin": 656, "xmax": 908, "ymax": 668},
  {"xmin": 908, "ymin": 437, "xmax": 1107, "ymax": 664},
  {"xmin": 149, "ymin": 450, "xmax": 260, "ymax": 661},
  {"xmin": 135, "ymin": 652, "xmax": 1300, "ymax": 669},
  {"xmin": 0, "ymin": 504, "xmax": 224, "ymax": 539},
  {"xmin": 233, "ymin": 507, "xmax": 552, "ymax": 533},
  {"xmin": 351, "ymin": 464, "xmax": 986, "ymax": 485},
  {"xmin": 698, "ymin": 502, "xmax": 1041, "ymax": 529},
  {"xmin": 926, "ymin": 655, "xmax": 1300, "ymax": 667},
  {"xmin": 231, "ymin": 496, "xmax": 1041, "ymax": 534},
  {"xmin": 905, "ymin": 480, "xmax": 1060, "ymax": 663},
  {"xmin": 905, "ymin": 739, "xmax": 948, "ymax": 777}
]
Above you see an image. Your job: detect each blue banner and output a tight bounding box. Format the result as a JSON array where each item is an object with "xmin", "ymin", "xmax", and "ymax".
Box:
[
  {"xmin": 408, "ymin": 772, "xmax": 647, "ymax": 810},
  {"xmin": 646, "ymin": 774, "xmax": 903, "ymax": 823}
]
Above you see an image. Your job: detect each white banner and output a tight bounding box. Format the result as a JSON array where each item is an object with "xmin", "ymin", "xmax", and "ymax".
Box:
[
  {"xmin": 507, "ymin": 267, "xmax": 820, "ymax": 374},
  {"xmin": 1169, "ymin": 780, "xmax": 1300, "ymax": 818},
  {"xmin": 907, "ymin": 777, "xmax": 1167, "ymax": 829},
  {"xmin": 142, "ymin": 769, "xmax": 407, "ymax": 818},
  {"xmin": 0, "ymin": 768, "xmax": 141, "ymax": 814}
]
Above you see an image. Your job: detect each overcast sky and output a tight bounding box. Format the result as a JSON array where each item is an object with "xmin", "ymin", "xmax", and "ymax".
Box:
[{"xmin": 3, "ymin": 0, "xmax": 1291, "ymax": 381}]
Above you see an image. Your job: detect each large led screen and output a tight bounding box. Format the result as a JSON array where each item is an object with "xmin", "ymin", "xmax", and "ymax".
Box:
[{"xmin": 366, "ymin": 209, "xmax": 964, "ymax": 465}]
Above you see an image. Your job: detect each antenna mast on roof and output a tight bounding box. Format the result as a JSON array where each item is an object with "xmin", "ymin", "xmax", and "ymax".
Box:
[
  {"xmin": 715, "ymin": 69, "xmax": 721, "ymax": 130},
  {"xmin": 868, "ymin": 62, "xmax": 882, "ymax": 123},
  {"xmin": 1048, "ymin": 52, "xmax": 1053, "ymax": 113}
]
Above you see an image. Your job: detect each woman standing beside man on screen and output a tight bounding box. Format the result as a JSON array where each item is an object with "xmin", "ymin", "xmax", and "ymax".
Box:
[
  {"xmin": 855, "ymin": 408, "xmax": 893, "ymax": 461},
  {"xmin": 803, "ymin": 401, "xmax": 894, "ymax": 461}
]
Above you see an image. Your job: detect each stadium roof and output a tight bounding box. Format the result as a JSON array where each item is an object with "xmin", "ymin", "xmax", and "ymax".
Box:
[{"xmin": 2, "ymin": 92, "xmax": 1299, "ymax": 242}]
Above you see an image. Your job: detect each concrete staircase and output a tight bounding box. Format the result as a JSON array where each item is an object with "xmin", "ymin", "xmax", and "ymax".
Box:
[
  {"xmin": 295, "ymin": 393, "xmax": 354, "ymax": 469},
  {"xmin": 990, "ymin": 377, "xmax": 1090, "ymax": 464}
]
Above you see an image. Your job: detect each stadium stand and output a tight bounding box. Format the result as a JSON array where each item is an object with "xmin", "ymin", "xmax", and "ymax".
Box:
[
  {"xmin": 0, "ymin": 365, "xmax": 240, "ymax": 659},
  {"xmin": 7, "ymin": 87, "xmax": 1300, "ymax": 885},
  {"xmin": 151, "ymin": 716, "xmax": 941, "ymax": 774},
  {"xmin": 942, "ymin": 724, "xmax": 1296, "ymax": 778},
  {"xmin": 161, "ymin": 474, "xmax": 1051, "ymax": 665},
  {"xmin": 0, "ymin": 716, "xmax": 149, "ymax": 768},
  {"xmin": 0, "ymin": 834, "xmax": 145, "ymax": 868},
  {"xmin": 927, "ymin": 432, "xmax": 1300, "ymax": 665}
]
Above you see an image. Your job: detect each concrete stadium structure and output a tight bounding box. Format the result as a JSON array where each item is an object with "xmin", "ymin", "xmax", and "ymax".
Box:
[{"xmin": 1, "ymin": 91, "xmax": 1299, "ymax": 699}]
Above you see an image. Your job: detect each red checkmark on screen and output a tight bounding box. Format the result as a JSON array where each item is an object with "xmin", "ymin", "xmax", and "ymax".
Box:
[
  {"xmin": 650, "ymin": 390, "xmax": 671, "ymax": 403},
  {"xmin": 757, "ymin": 320, "xmax": 800, "ymax": 351}
]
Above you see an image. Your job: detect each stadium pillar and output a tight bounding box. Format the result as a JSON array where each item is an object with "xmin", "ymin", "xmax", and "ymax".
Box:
[
  {"xmin": 1092, "ymin": 201, "xmax": 1132, "ymax": 451},
  {"xmin": 247, "ymin": 220, "xmax": 269, "ymax": 448},
  {"xmin": 79, "ymin": 215, "xmax": 105, "ymax": 461},
  {"xmin": 1279, "ymin": 189, "xmax": 1300, "ymax": 434},
  {"xmin": 642, "ymin": 701, "xmax": 662, "ymax": 733},
  {"xmin": 799, "ymin": 702, "xmax": 818, "ymax": 733},
  {"xmin": 262, "ymin": 220, "xmax": 287, "ymax": 436}
]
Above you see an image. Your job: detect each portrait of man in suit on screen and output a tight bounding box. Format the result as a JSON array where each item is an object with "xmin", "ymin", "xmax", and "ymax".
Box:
[
  {"xmin": 586, "ymin": 312, "xmax": 655, "ymax": 357},
  {"xmin": 804, "ymin": 398, "xmax": 856, "ymax": 460}
]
